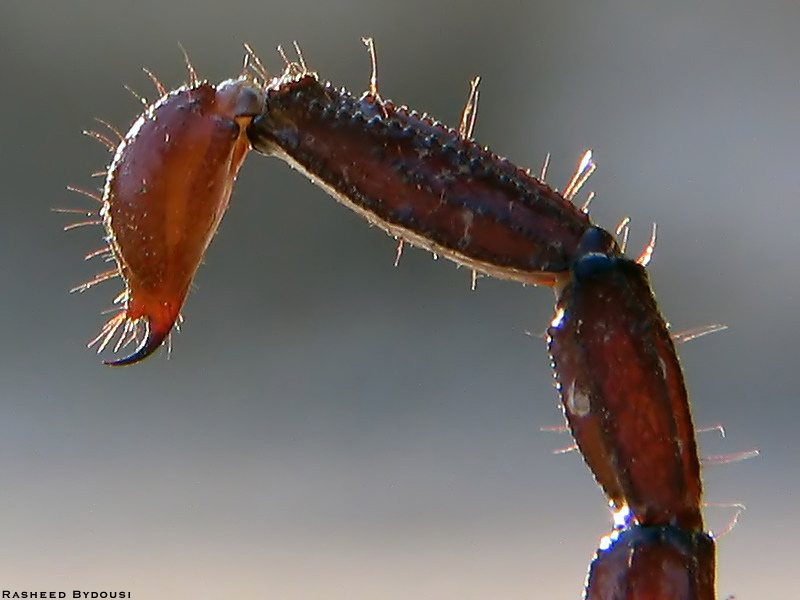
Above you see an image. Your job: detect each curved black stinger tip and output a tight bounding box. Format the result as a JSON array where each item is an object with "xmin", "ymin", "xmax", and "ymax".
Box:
[{"xmin": 103, "ymin": 320, "xmax": 167, "ymax": 367}]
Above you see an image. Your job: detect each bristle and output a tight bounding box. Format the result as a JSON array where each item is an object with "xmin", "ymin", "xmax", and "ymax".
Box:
[
  {"xmin": 540, "ymin": 424, "xmax": 570, "ymax": 433},
  {"xmin": 540, "ymin": 152, "xmax": 551, "ymax": 181},
  {"xmin": 112, "ymin": 319, "xmax": 131, "ymax": 353},
  {"xmin": 178, "ymin": 42, "xmax": 199, "ymax": 86},
  {"xmin": 87, "ymin": 312, "xmax": 126, "ymax": 351},
  {"xmin": 87, "ymin": 314, "xmax": 119, "ymax": 347},
  {"xmin": 696, "ymin": 424, "xmax": 727, "ymax": 438},
  {"xmin": 63, "ymin": 219, "xmax": 103, "ymax": 232},
  {"xmin": 52, "ymin": 207, "xmax": 95, "ymax": 216},
  {"xmin": 95, "ymin": 314, "xmax": 126, "ymax": 354},
  {"xmin": 119, "ymin": 322, "xmax": 141, "ymax": 349},
  {"xmin": 124, "ymin": 84, "xmax": 148, "ymax": 106},
  {"xmin": 66, "ymin": 185, "xmax": 103, "ymax": 204},
  {"xmin": 276, "ymin": 44, "xmax": 291, "ymax": 69},
  {"xmin": 563, "ymin": 150, "xmax": 596, "ymax": 200},
  {"xmin": 702, "ymin": 450, "xmax": 760, "ymax": 466},
  {"xmin": 705, "ymin": 502, "xmax": 746, "ymax": 539},
  {"xmin": 94, "ymin": 118, "xmax": 125, "ymax": 142},
  {"xmin": 142, "ymin": 67, "xmax": 167, "ymax": 96},
  {"xmin": 82, "ymin": 129, "xmax": 117, "ymax": 152},
  {"xmin": 70, "ymin": 269, "xmax": 119, "ymax": 293},
  {"xmin": 636, "ymin": 222, "xmax": 657, "ymax": 267},
  {"xmin": 616, "ymin": 218, "xmax": 631, "ymax": 253},
  {"xmin": 553, "ymin": 443, "xmax": 579, "ymax": 455},
  {"xmin": 393, "ymin": 238, "xmax": 404, "ymax": 267},
  {"xmin": 580, "ymin": 191, "xmax": 595, "ymax": 213},
  {"xmin": 458, "ymin": 77, "xmax": 481, "ymax": 140},
  {"xmin": 672, "ymin": 324, "xmax": 728, "ymax": 345},
  {"xmin": 614, "ymin": 216, "xmax": 631, "ymax": 236},
  {"xmin": 84, "ymin": 246, "xmax": 112, "ymax": 261},
  {"xmin": 243, "ymin": 43, "xmax": 270, "ymax": 81},
  {"xmin": 362, "ymin": 37, "xmax": 379, "ymax": 99},
  {"xmin": 112, "ymin": 319, "xmax": 138, "ymax": 353},
  {"xmin": 292, "ymin": 40, "xmax": 308, "ymax": 74},
  {"xmin": 112, "ymin": 290, "xmax": 129, "ymax": 304}
]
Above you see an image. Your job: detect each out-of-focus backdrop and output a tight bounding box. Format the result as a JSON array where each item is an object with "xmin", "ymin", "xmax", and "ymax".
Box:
[{"xmin": 1, "ymin": 1, "xmax": 796, "ymax": 598}]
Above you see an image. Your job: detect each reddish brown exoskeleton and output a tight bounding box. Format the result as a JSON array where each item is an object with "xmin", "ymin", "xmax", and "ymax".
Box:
[
  {"xmin": 65, "ymin": 40, "xmax": 730, "ymax": 598},
  {"xmin": 245, "ymin": 43, "xmax": 599, "ymax": 288},
  {"xmin": 586, "ymin": 525, "xmax": 715, "ymax": 600},
  {"xmin": 548, "ymin": 230, "xmax": 714, "ymax": 597},
  {"xmin": 548, "ymin": 230, "xmax": 704, "ymax": 531},
  {"xmin": 66, "ymin": 52, "xmax": 266, "ymax": 365},
  {"xmin": 244, "ymin": 41, "xmax": 719, "ymax": 599}
]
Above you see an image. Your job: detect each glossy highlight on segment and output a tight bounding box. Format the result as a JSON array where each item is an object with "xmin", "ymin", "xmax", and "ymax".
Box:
[
  {"xmin": 548, "ymin": 239, "xmax": 704, "ymax": 531},
  {"xmin": 246, "ymin": 45, "xmax": 599, "ymax": 287},
  {"xmin": 547, "ymin": 234, "xmax": 712, "ymax": 597},
  {"xmin": 63, "ymin": 40, "xmax": 741, "ymax": 597},
  {"xmin": 70, "ymin": 53, "xmax": 266, "ymax": 365},
  {"xmin": 243, "ymin": 44, "xmax": 719, "ymax": 595},
  {"xmin": 586, "ymin": 526, "xmax": 715, "ymax": 600}
]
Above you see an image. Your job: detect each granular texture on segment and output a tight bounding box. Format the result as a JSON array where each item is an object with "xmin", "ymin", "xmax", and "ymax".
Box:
[
  {"xmin": 247, "ymin": 72, "xmax": 600, "ymax": 285},
  {"xmin": 98, "ymin": 76, "xmax": 265, "ymax": 365},
  {"xmin": 548, "ymin": 252, "xmax": 703, "ymax": 530}
]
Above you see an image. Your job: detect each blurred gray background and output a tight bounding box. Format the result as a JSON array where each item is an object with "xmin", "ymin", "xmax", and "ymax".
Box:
[{"xmin": 1, "ymin": 1, "xmax": 796, "ymax": 598}]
